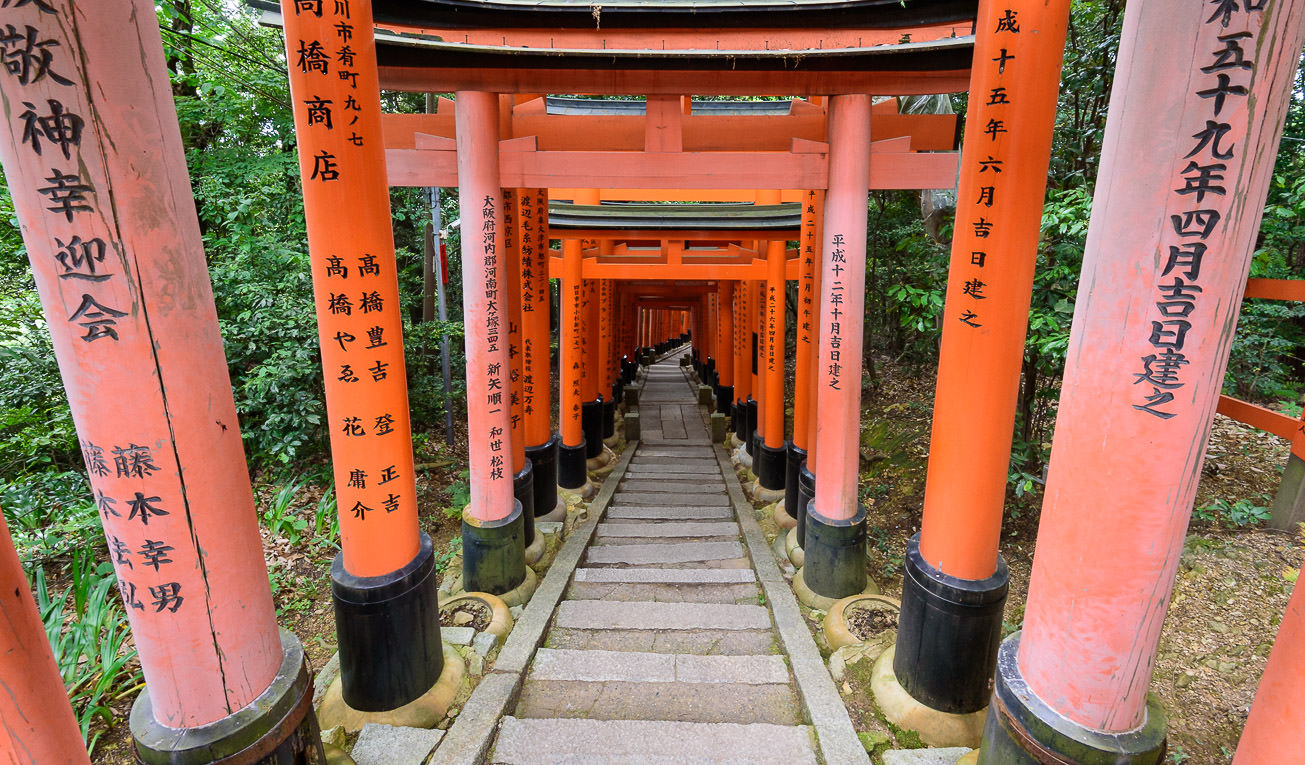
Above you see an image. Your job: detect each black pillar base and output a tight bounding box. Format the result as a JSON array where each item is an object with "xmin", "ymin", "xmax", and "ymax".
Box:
[
  {"xmin": 582, "ymin": 398, "xmax": 604, "ymax": 458},
  {"xmin": 558, "ymin": 440, "xmax": 588, "ymax": 489},
  {"xmin": 716, "ymin": 385, "xmax": 734, "ymax": 417},
  {"xmin": 756, "ymin": 439, "xmax": 787, "ymax": 491},
  {"xmin": 894, "ymin": 533, "xmax": 1008, "ymax": 714},
  {"xmin": 733, "ymin": 400, "xmax": 747, "ymax": 442},
  {"xmin": 131, "ymin": 629, "xmax": 325, "ymax": 764},
  {"xmin": 979, "ymin": 635, "xmax": 1167, "ymax": 765},
  {"xmin": 785, "ymin": 443, "xmax": 806, "ymax": 522},
  {"xmin": 462, "ymin": 500, "xmax": 527, "ymax": 597},
  {"xmin": 796, "ymin": 464, "xmax": 816, "ymax": 548},
  {"xmin": 330, "ymin": 533, "xmax": 443, "ymax": 711},
  {"xmin": 612, "ymin": 380, "xmax": 623, "ymax": 406},
  {"xmin": 803, "ymin": 501, "xmax": 868, "ymax": 600},
  {"xmin": 602, "ymin": 398, "xmax": 617, "ymax": 439},
  {"xmin": 526, "ymin": 435, "xmax": 560, "ymax": 517},
  {"xmin": 744, "ymin": 397, "xmax": 758, "ymax": 456},
  {"xmin": 513, "ymin": 462, "xmax": 536, "ymax": 548}
]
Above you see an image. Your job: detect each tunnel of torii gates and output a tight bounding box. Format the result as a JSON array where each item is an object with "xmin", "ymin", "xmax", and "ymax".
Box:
[{"xmin": 1, "ymin": 0, "xmax": 1305, "ymax": 762}]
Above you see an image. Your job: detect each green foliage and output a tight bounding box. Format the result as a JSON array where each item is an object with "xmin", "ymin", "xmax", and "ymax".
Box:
[
  {"xmin": 1194, "ymin": 496, "xmax": 1273, "ymax": 529},
  {"xmin": 33, "ymin": 562, "xmax": 141, "ymax": 753},
  {"xmin": 444, "ymin": 468, "xmax": 472, "ymax": 519}
]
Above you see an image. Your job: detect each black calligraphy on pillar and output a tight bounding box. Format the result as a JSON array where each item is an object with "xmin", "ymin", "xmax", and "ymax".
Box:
[
  {"xmin": 826, "ymin": 234, "xmax": 846, "ymax": 390},
  {"xmin": 1132, "ymin": 1, "xmax": 1260, "ymax": 418}
]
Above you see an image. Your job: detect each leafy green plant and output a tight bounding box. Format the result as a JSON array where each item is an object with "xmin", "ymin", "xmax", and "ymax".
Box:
[
  {"xmin": 34, "ymin": 564, "xmax": 142, "ymax": 753},
  {"xmin": 444, "ymin": 468, "xmax": 472, "ymax": 519},
  {"xmin": 261, "ymin": 475, "xmax": 310, "ymax": 544},
  {"xmin": 1194, "ymin": 496, "xmax": 1273, "ymax": 529}
]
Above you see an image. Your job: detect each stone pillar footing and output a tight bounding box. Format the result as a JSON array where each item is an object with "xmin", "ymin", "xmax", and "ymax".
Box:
[
  {"xmin": 131, "ymin": 630, "xmax": 323, "ymax": 764},
  {"xmin": 978, "ymin": 635, "xmax": 1167, "ymax": 765},
  {"xmin": 755, "ymin": 440, "xmax": 787, "ymax": 492},
  {"xmin": 525, "ymin": 436, "xmax": 560, "ymax": 519},
  {"xmin": 894, "ymin": 533, "xmax": 1008, "ymax": 714},
  {"xmin": 623, "ymin": 384, "xmax": 640, "ymax": 407},
  {"xmin": 331, "ymin": 534, "xmax": 443, "ymax": 712},
  {"xmin": 558, "ymin": 441, "xmax": 588, "ymax": 489},
  {"xmin": 802, "ymin": 501, "xmax": 869, "ymax": 601},
  {"xmin": 462, "ymin": 501, "xmax": 527, "ymax": 598},
  {"xmin": 513, "ymin": 462, "xmax": 536, "ymax": 548}
]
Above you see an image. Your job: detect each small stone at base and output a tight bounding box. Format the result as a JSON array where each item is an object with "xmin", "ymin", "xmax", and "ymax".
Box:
[
  {"xmin": 349, "ymin": 723, "xmax": 444, "ymax": 765},
  {"xmin": 536, "ymin": 521, "xmax": 563, "ymax": 535},
  {"xmin": 443, "ymin": 626, "xmax": 474, "ymax": 645},
  {"xmin": 882, "ymin": 747, "xmax": 973, "ymax": 765},
  {"xmin": 510, "ymin": 605, "xmax": 524, "ymax": 619},
  {"xmin": 467, "ymin": 653, "xmax": 484, "ymax": 675},
  {"xmin": 473, "ymin": 630, "xmax": 499, "ymax": 656}
]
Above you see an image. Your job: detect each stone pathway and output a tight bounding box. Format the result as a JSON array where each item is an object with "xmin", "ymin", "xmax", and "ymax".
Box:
[{"xmin": 490, "ymin": 351, "xmax": 822, "ymax": 764}]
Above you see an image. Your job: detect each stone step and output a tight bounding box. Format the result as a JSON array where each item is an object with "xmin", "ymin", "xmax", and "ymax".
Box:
[
  {"xmin": 622, "ymin": 464, "xmax": 719, "ymax": 475},
  {"xmin": 622, "ymin": 471, "xmax": 723, "ymax": 482},
  {"xmin": 545, "ymin": 627, "xmax": 778, "ymax": 656},
  {"xmin": 493, "ymin": 718, "xmax": 817, "ymax": 765},
  {"xmin": 618, "ymin": 481, "xmax": 726, "ymax": 494},
  {"xmin": 574, "ymin": 567, "xmax": 756, "ymax": 584},
  {"xmin": 596, "ymin": 521, "xmax": 739, "ymax": 538},
  {"xmin": 530, "ymin": 648, "xmax": 789, "ymax": 685},
  {"xmin": 567, "ymin": 580, "xmax": 760, "ymax": 604},
  {"xmin": 605, "ymin": 505, "xmax": 734, "ymax": 521},
  {"xmin": 636, "ymin": 448, "xmax": 715, "ymax": 458},
  {"xmin": 591, "ymin": 535, "xmax": 741, "ymax": 548},
  {"xmin": 514, "ymin": 679, "xmax": 802, "ymax": 725},
  {"xmin": 613, "ymin": 493, "xmax": 731, "ymax": 507},
  {"xmin": 555, "ymin": 600, "xmax": 771, "ymax": 631},
  {"xmin": 585, "ymin": 541, "xmax": 744, "ymax": 565}
]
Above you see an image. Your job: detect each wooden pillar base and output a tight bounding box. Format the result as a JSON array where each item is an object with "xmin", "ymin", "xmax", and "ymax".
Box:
[
  {"xmin": 462, "ymin": 502, "xmax": 527, "ymax": 597},
  {"xmin": 513, "ymin": 463, "xmax": 537, "ymax": 548},
  {"xmin": 894, "ymin": 534, "xmax": 1008, "ymax": 714},
  {"xmin": 526, "ymin": 436, "xmax": 560, "ymax": 519},
  {"xmin": 802, "ymin": 502, "xmax": 870, "ymax": 602},
  {"xmin": 332, "ymin": 534, "xmax": 444, "ymax": 712},
  {"xmin": 978, "ymin": 637, "xmax": 1167, "ymax": 765},
  {"xmin": 784, "ymin": 444, "xmax": 807, "ymax": 525},
  {"xmin": 131, "ymin": 630, "xmax": 325, "ymax": 764}
]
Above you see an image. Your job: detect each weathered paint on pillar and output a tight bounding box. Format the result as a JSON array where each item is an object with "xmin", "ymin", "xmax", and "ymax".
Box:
[
  {"xmin": 561, "ymin": 238, "xmax": 585, "ymax": 447},
  {"xmin": 734, "ymin": 281, "xmax": 752, "ymax": 404},
  {"xmin": 918, "ymin": 0, "xmax": 1071, "ymax": 581},
  {"xmin": 455, "ymin": 91, "xmax": 514, "ymax": 522},
  {"xmin": 764, "ymin": 238, "xmax": 787, "ymax": 448},
  {"xmin": 1234, "ymin": 572, "xmax": 1305, "ymax": 762},
  {"xmin": 0, "ymin": 512, "xmax": 89, "ymax": 762},
  {"xmin": 283, "ymin": 0, "xmax": 421, "ymax": 575},
  {"xmin": 718, "ymin": 282, "xmax": 735, "ymax": 387},
  {"xmin": 794, "ymin": 191, "xmax": 825, "ymax": 452},
  {"xmin": 812, "ymin": 95, "xmax": 871, "ymax": 521},
  {"xmin": 520, "ymin": 189, "xmax": 552, "ymax": 447},
  {"xmin": 0, "ymin": 0, "xmax": 281, "ymax": 726},
  {"xmin": 1017, "ymin": 0, "xmax": 1305, "ymax": 732},
  {"xmin": 600, "ymin": 279, "xmax": 614, "ymax": 393},
  {"xmin": 504, "ymin": 189, "xmax": 527, "ymax": 474}
]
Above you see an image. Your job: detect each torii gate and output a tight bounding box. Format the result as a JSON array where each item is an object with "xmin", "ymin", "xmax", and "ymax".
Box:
[{"xmin": 2, "ymin": 0, "xmax": 1304, "ymax": 763}]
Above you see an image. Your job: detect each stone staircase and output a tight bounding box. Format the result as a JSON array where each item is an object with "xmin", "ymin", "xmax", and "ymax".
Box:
[{"xmin": 490, "ymin": 354, "xmax": 819, "ymax": 764}]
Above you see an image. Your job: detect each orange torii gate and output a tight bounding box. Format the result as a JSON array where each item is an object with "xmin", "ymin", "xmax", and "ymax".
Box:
[{"xmin": 1, "ymin": 0, "xmax": 1303, "ymax": 762}]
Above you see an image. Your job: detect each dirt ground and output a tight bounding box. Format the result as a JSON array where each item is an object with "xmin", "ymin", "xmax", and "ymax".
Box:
[{"xmin": 838, "ymin": 358, "xmax": 1304, "ymax": 764}]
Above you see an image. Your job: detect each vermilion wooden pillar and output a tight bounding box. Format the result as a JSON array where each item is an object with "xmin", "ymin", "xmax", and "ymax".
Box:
[
  {"xmin": 792, "ymin": 190, "xmax": 825, "ymax": 545},
  {"xmin": 733, "ymin": 275, "xmax": 754, "ymax": 446},
  {"xmin": 0, "ymin": 1, "xmax": 317, "ymax": 757},
  {"xmin": 980, "ymin": 0, "xmax": 1305, "ymax": 761},
  {"xmin": 284, "ymin": 0, "xmax": 443, "ymax": 720},
  {"xmin": 503, "ymin": 190, "xmax": 536, "ymax": 555},
  {"xmin": 715, "ymin": 281, "xmax": 735, "ymax": 416},
  {"xmin": 0, "ymin": 512, "xmax": 90, "ymax": 763},
  {"xmin": 886, "ymin": 0, "xmax": 1071, "ymax": 732},
  {"xmin": 1235, "ymin": 573, "xmax": 1305, "ymax": 762},
  {"xmin": 801, "ymin": 94, "xmax": 872, "ymax": 602},
  {"xmin": 520, "ymin": 189, "xmax": 561, "ymax": 519},
  {"xmin": 455, "ymin": 91, "xmax": 526, "ymax": 595},
  {"xmin": 559, "ymin": 236, "xmax": 588, "ymax": 489}
]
